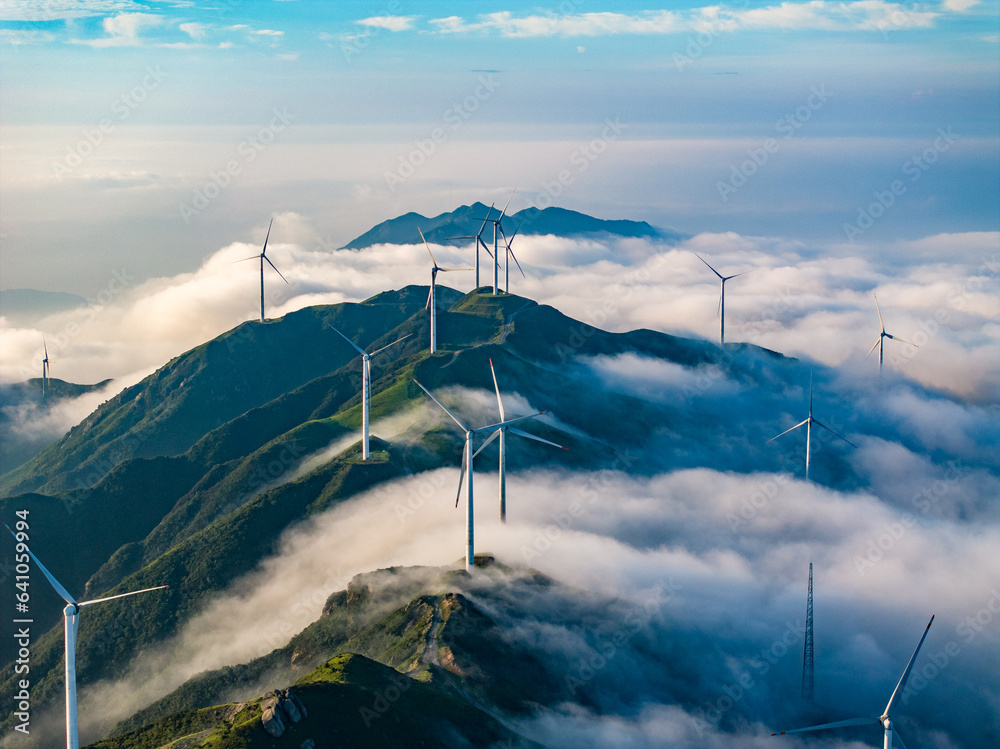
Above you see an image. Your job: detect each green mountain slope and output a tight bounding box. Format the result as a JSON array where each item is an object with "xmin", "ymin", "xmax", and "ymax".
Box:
[{"xmin": 1, "ymin": 285, "xmax": 803, "ymax": 743}]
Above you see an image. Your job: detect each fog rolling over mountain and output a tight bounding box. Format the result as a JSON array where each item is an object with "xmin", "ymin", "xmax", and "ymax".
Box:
[{"xmin": 0, "ymin": 276, "xmax": 996, "ymax": 749}]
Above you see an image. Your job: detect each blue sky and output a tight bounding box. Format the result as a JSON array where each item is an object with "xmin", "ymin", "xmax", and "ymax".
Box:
[{"xmin": 0, "ymin": 0, "xmax": 997, "ymax": 294}]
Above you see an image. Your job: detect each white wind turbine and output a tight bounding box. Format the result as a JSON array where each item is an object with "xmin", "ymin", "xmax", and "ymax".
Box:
[
  {"xmin": 5, "ymin": 526, "xmax": 167, "ymax": 749},
  {"xmin": 237, "ymin": 218, "xmax": 288, "ymax": 322},
  {"xmin": 767, "ymin": 372, "xmax": 856, "ymax": 481},
  {"xmin": 328, "ymin": 326, "xmax": 411, "ymax": 460},
  {"xmin": 41, "ymin": 337, "xmax": 50, "ymax": 401},
  {"xmin": 483, "ymin": 189, "xmax": 516, "ymax": 295},
  {"xmin": 501, "ymin": 220, "xmax": 527, "ymax": 295},
  {"xmin": 774, "ymin": 616, "xmax": 936, "ymax": 749},
  {"xmin": 695, "ymin": 253, "xmax": 751, "ymax": 345},
  {"xmin": 448, "ymin": 203, "xmax": 494, "ymax": 290},
  {"xmin": 419, "ymin": 227, "xmax": 471, "ymax": 354},
  {"xmin": 412, "ymin": 377, "xmax": 547, "ymax": 572},
  {"xmin": 486, "ymin": 358, "xmax": 566, "ymax": 523},
  {"xmin": 867, "ymin": 293, "xmax": 917, "ymax": 374}
]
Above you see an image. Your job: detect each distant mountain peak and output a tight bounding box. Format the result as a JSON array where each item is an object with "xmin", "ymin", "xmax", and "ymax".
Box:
[{"xmin": 342, "ymin": 203, "xmax": 685, "ymax": 249}]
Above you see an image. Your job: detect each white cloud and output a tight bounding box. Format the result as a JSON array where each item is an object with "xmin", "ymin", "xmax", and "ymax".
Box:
[
  {"xmin": 0, "ymin": 29, "xmax": 56, "ymax": 44},
  {"xmin": 178, "ymin": 21, "xmax": 207, "ymax": 40},
  {"xmin": 1, "ymin": 223, "xmax": 996, "ymax": 404},
  {"xmin": 427, "ymin": 2, "xmax": 940, "ymax": 37},
  {"xmin": 0, "ymin": 0, "xmax": 145, "ymax": 21},
  {"xmin": 75, "ymin": 12, "xmax": 165, "ymax": 47},
  {"xmin": 355, "ymin": 15, "xmax": 416, "ymax": 32},
  {"xmin": 943, "ymin": 0, "xmax": 980, "ymax": 11}
]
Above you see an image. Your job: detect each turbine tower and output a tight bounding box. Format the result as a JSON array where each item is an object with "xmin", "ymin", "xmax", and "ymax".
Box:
[
  {"xmin": 802, "ymin": 562, "xmax": 815, "ymax": 702},
  {"xmin": 412, "ymin": 377, "xmax": 547, "ymax": 572},
  {"xmin": 695, "ymin": 253, "xmax": 751, "ymax": 345},
  {"xmin": 448, "ymin": 204, "xmax": 493, "ymax": 290},
  {"xmin": 867, "ymin": 293, "xmax": 917, "ymax": 373},
  {"xmin": 487, "ymin": 358, "xmax": 566, "ymax": 522},
  {"xmin": 419, "ymin": 228, "xmax": 471, "ymax": 354},
  {"xmin": 329, "ymin": 327, "xmax": 411, "ymax": 460},
  {"xmin": 6, "ymin": 526, "xmax": 167, "ymax": 749},
  {"xmin": 237, "ymin": 218, "xmax": 288, "ymax": 322},
  {"xmin": 767, "ymin": 372, "xmax": 856, "ymax": 481},
  {"xmin": 41, "ymin": 338, "xmax": 50, "ymax": 401},
  {"xmin": 774, "ymin": 615, "xmax": 936, "ymax": 749}
]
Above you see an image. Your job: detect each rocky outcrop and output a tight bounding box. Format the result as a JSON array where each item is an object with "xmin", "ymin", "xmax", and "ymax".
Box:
[{"xmin": 260, "ymin": 688, "xmax": 307, "ymax": 737}]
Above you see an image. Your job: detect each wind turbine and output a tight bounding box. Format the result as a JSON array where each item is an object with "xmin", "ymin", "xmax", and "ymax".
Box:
[
  {"xmin": 41, "ymin": 337, "xmax": 50, "ymax": 401},
  {"xmin": 767, "ymin": 372, "xmax": 856, "ymax": 481},
  {"xmin": 328, "ymin": 326, "xmax": 411, "ymax": 460},
  {"xmin": 447, "ymin": 203, "xmax": 494, "ymax": 290},
  {"xmin": 774, "ymin": 615, "xmax": 936, "ymax": 749},
  {"xmin": 419, "ymin": 227, "xmax": 471, "ymax": 354},
  {"xmin": 412, "ymin": 377, "xmax": 547, "ymax": 572},
  {"xmin": 695, "ymin": 253, "xmax": 751, "ymax": 345},
  {"xmin": 487, "ymin": 358, "xmax": 566, "ymax": 523},
  {"xmin": 237, "ymin": 219, "xmax": 288, "ymax": 322},
  {"xmin": 501, "ymin": 220, "xmax": 527, "ymax": 295},
  {"xmin": 484, "ymin": 189, "xmax": 516, "ymax": 295},
  {"xmin": 867, "ymin": 293, "xmax": 917, "ymax": 373},
  {"xmin": 5, "ymin": 526, "xmax": 167, "ymax": 749}
]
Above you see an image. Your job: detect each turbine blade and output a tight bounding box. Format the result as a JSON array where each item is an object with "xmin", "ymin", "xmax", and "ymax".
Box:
[
  {"xmin": 507, "ymin": 244, "xmax": 526, "ymax": 278},
  {"xmin": 261, "ymin": 218, "xmax": 273, "ymax": 257},
  {"xmin": 766, "ymin": 418, "xmax": 810, "ymax": 443},
  {"xmin": 455, "ymin": 446, "xmax": 468, "ymax": 507},
  {"xmin": 874, "ymin": 292, "xmax": 885, "ymax": 332},
  {"xmin": 476, "ymin": 204, "xmax": 495, "ymax": 236},
  {"xmin": 5, "ymin": 525, "xmax": 76, "ymax": 606},
  {"xmin": 439, "ymin": 267, "xmax": 473, "ymax": 272},
  {"xmin": 418, "ymin": 227, "xmax": 438, "ymax": 267},
  {"xmin": 772, "ymin": 716, "xmax": 875, "ymax": 736},
  {"xmin": 695, "ymin": 253, "xmax": 724, "ymax": 280},
  {"xmin": 509, "ymin": 426, "xmax": 568, "ymax": 450},
  {"xmin": 473, "ymin": 428, "xmax": 501, "ymax": 458},
  {"xmin": 233, "ymin": 255, "xmax": 260, "ymax": 263},
  {"xmin": 265, "ymin": 255, "xmax": 289, "ymax": 284},
  {"xmin": 328, "ymin": 324, "xmax": 368, "ymax": 357},
  {"xmin": 478, "ymin": 236, "xmax": 494, "ymax": 259},
  {"xmin": 716, "ymin": 286, "xmax": 723, "ymax": 318},
  {"xmin": 481, "ymin": 410, "xmax": 548, "ymax": 432},
  {"xmin": 78, "ymin": 585, "xmax": 169, "ymax": 608},
  {"xmin": 888, "ymin": 335, "xmax": 918, "ymax": 348},
  {"xmin": 883, "ymin": 615, "xmax": 935, "ymax": 719},
  {"xmin": 498, "ymin": 188, "xmax": 516, "ymax": 220},
  {"xmin": 811, "ymin": 418, "xmax": 857, "ymax": 448},
  {"xmin": 866, "ymin": 339, "xmax": 881, "ymax": 358},
  {"xmin": 725, "ymin": 268, "xmax": 753, "ymax": 281},
  {"xmin": 412, "ymin": 378, "xmax": 467, "ymax": 431},
  {"xmin": 369, "ymin": 333, "xmax": 412, "ymax": 358},
  {"xmin": 489, "ymin": 358, "xmax": 506, "ymax": 420},
  {"xmin": 426, "ymin": 286, "xmax": 433, "ymax": 311},
  {"xmin": 894, "ymin": 731, "xmax": 911, "ymax": 749}
]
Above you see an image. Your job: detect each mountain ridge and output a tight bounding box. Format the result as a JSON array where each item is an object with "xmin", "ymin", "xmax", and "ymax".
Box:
[{"xmin": 342, "ymin": 203, "xmax": 686, "ymax": 249}]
